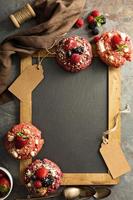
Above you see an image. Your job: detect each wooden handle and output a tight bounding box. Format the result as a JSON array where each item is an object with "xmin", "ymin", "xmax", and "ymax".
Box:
[{"xmin": 20, "ymin": 56, "xmax": 32, "ymax": 182}]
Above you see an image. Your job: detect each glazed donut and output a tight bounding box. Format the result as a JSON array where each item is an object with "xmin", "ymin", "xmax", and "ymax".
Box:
[{"xmin": 96, "ymin": 31, "xmax": 133, "ymax": 68}]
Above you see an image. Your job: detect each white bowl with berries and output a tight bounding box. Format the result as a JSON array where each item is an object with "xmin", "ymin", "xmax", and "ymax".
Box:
[{"xmin": 0, "ymin": 167, "xmax": 13, "ymax": 200}]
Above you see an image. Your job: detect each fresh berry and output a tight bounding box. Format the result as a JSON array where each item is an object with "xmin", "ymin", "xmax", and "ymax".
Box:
[
  {"xmin": 93, "ymin": 36, "xmax": 100, "ymax": 43},
  {"xmin": 15, "ymin": 132, "xmax": 29, "ymax": 149},
  {"xmin": 35, "ymin": 167, "xmax": 48, "ymax": 179},
  {"xmin": 72, "ymin": 46, "xmax": 84, "ymax": 54},
  {"xmin": 112, "ymin": 35, "xmax": 122, "ymax": 45},
  {"xmin": 34, "ymin": 180, "xmax": 42, "ymax": 188},
  {"xmin": 88, "ymin": 21, "xmax": 97, "ymax": 29},
  {"xmin": 92, "ymin": 27, "xmax": 99, "ymax": 35},
  {"xmin": 0, "ymin": 177, "xmax": 10, "ymax": 194},
  {"xmin": 64, "ymin": 40, "xmax": 77, "ymax": 51},
  {"xmin": 31, "ymin": 174, "xmax": 36, "ymax": 181},
  {"xmin": 91, "ymin": 10, "xmax": 100, "ymax": 17},
  {"xmin": 70, "ymin": 53, "xmax": 80, "ymax": 64},
  {"xmin": 66, "ymin": 50, "xmax": 72, "ymax": 58},
  {"xmin": 87, "ymin": 15, "xmax": 95, "ymax": 24},
  {"xmin": 42, "ymin": 175, "xmax": 54, "ymax": 187},
  {"xmin": 75, "ymin": 18, "xmax": 84, "ymax": 28}
]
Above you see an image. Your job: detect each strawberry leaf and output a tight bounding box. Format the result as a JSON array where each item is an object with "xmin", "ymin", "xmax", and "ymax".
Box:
[
  {"xmin": 17, "ymin": 132, "xmax": 24, "ymax": 137},
  {"xmin": 17, "ymin": 132, "xmax": 29, "ymax": 139},
  {"xmin": 116, "ymin": 44, "xmax": 128, "ymax": 52}
]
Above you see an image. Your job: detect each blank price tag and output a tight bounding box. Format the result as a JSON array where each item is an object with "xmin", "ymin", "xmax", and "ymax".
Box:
[
  {"xmin": 9, "ymin": 64, "xmax": 44, "ymax": 102},
  {"xmin": 100, "ymin": 140, "xmax": 131, "ymax": 179}
]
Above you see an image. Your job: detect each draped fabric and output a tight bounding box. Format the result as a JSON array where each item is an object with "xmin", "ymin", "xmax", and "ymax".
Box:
[{"xmin": 0, "ymin": 0, "xmax": 86, "ymax": 103}]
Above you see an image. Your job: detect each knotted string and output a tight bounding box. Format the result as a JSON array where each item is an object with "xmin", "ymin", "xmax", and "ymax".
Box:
[
  {"xmin": 43, "ymin": 32, "xmax": 67, "ymax": 55},
  {"xmin": 102, "ymin": 104, "xmax": 131, "ymax": 144},
  {"xmin": 36, "ymin": 32, "xmax": 67, "ymax": 68}
]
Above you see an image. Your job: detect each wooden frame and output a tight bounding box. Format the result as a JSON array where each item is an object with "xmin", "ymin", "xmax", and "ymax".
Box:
[{"xmin": 9, "ymin": 52, "xmax": 121, "ymax": 185}]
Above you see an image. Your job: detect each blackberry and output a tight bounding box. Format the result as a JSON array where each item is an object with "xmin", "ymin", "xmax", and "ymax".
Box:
[
  {"xmin": 31, "ymin": 174, "xmax": 36, "ymax": 181},
  {"xmin": 88, "ymin": 21, "xmax": 97, "ymax": 29},
  {"xmin": 42, "ymin": 175, "xmax": 54, "ymax": 187},
  {"xmin": 72, "ymin": 46, "xmax": 84, "ymax": 54},
  {"xmin": 92, "ymin": 27, "xmax": 99, "ymax": 35},
  {"xmin": 66, "ymin": 50, "xmax": 72, "ymax": 58}
]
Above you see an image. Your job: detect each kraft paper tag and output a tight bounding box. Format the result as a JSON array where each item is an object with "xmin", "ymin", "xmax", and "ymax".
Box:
[
  {"xmin": 9, "ymin": 64, "xmax": 44, "ymax": 102},
  {"xmin": 100, "ymin": 140, "xmax": 131, "ymax": 179}
]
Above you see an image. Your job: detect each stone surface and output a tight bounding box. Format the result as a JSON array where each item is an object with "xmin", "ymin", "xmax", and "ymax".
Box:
[{"xmin": 0, "ymin": 0, "xmax": 133, "ymax": 199}]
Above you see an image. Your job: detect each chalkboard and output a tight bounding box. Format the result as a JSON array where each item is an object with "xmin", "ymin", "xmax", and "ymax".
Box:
[{"xmin": 32, "ymin": 57, "xmax": 108, "ymax": 173}]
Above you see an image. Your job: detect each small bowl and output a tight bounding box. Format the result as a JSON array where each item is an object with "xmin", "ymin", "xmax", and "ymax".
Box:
[{"xmin": 0, "ymin": 167, "xmax": 13, "ymax": 200}]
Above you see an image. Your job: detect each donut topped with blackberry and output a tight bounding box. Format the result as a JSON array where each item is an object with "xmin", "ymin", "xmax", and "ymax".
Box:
[
  {"xmin": 96, "ymin": 31, "xmax": 133, "ymax": 68},
  {"xmin": 24, "ymin": 159, "xmax": 62, "ymax": 197},
  {"xmin": 56, "ymin": 36, "xmax": 93, "ymax": 72}
]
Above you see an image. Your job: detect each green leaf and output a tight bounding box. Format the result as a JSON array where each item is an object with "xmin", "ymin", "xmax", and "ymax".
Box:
[
  {"xmin": 95, "ymin": 15, "xmax": 104, "ymax": 27},
  {"xmin": 116, "ymin": 44, "xmax": 128, "ymax": 52},
  {"xmin": 17, "ymin": 132, "xmax": 29, "ymax": 139},
  {"xmin": 17, "ymin": 132, "xmax": 23, "ymax": 136},
  {"xmin": 97, "ymin": 22, "xmax": 102, "ymax": 27}
]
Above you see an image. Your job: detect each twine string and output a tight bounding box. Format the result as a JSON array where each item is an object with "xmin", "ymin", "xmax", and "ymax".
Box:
[
  {"xmin": 37, "ymin": 51, "xmax": 49, "ymax": 69},
  {"xmin": 102, "ymin": 104, "xmax": 131, "ymax": 144},
  {"xmin": 45, "ymin": 32, "xmax": 67, "ymax": 54},
  {"xmin": 36, "ymin": 32, "xmax": 67, "ymax": 66}
]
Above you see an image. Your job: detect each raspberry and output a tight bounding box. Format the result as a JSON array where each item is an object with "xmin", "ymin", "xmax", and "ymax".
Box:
[
  {"xmin": 75, "ymin": 18, "xmax": 84, "ymax": 28},
  {"xmin": 112, "ymin": 35, "xmax": 122, "ymax": 45},
  {"xmin": 34, "ymin": 180, "xmax": 42, "ymax": 188},
  {"xmin": 87, "ymin": 15, "xmax": 95, "ymax": 24},
  {"xmin": 93, "ymin": 36, "xmax": 100, "ymax": 43},
  {"xmin": 71, "ymin": 54, "xmax": 80, "ymax": 64},
  {"xmin": 35, "ymin": 167, "xmax": 48, "ymax": 179},
  {"xmin": 64, "ymin": 40, "xmax": 77, "ymax": 51},
  {"xmin": 91, "ymin": 10, "xmax": 100, "ymax": 17}
]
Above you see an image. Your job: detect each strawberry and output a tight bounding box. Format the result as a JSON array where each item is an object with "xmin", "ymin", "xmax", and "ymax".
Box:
[
  {"xmin": 71, "ymin": 53, "xmax": 80, "ymax": 64},
  {"xmin": 0, "ymin": 177, "xmax": 10, "ymax": 194},
  {"xmin": 93, "ymin": 36, "xmax": 100, "ymax": 43},
  {"xmin": 75, "ymin": 18, "xmax": 84, "ymax": 28},
  {"xmin": 15, "ymin": 132, "xmax": 29, "ymax": 149},
  {"xmin": 91, "ymin": 10, "xmax": 100, "ymax": 17},
  {"xmin": 87, "ymin": 15, "xmax": 95, "ymax": 24},
  {"xmin": 35, "ymin": 167, "xmax": 48, "ymax": 179},
  {"xmin": 112, "ymin": 35, "xmax": 122, "ymax": 45},
  {"xmin": 64, "ymin": 40, "xmax": 77, "ymax": 51},
  {"xmin": 34, "ymin": 180, "xmax": 42, "ymax": 189}
]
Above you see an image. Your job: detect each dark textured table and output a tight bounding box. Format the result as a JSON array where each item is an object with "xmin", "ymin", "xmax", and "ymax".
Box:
[{"xmin": 0, "ymin": 0, "xmax": 133, "ymax": 199}]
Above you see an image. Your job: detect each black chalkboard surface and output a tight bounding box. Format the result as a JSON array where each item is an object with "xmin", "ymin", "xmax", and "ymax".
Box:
[{"xmin": 32, "ymin": 56, "xmax": 108, "ymax": 173}]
